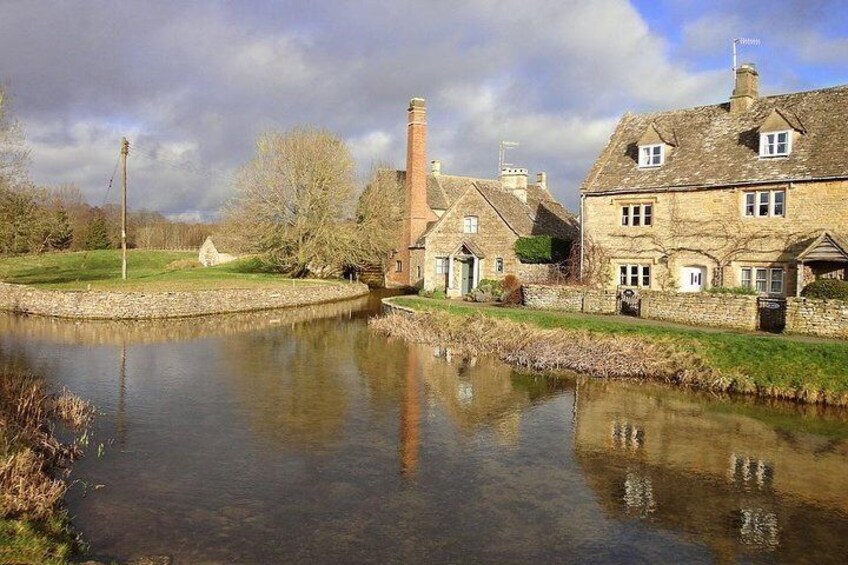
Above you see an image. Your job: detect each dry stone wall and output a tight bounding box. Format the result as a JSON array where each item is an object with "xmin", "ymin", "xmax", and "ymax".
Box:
[
  {"xmin": 785, "ymin": 298, "xmax": 848, "ymax": 339},
  {"xmin": 522, "ymin": 285, "xmax": 617, "ymax": 314},
  {"xmin": 639, "ymin": 291, "xmax": 758, "ymax": 331},
  {"xmin": 0, "ymin": 281, "xmax": 369, "ymax": 320}
]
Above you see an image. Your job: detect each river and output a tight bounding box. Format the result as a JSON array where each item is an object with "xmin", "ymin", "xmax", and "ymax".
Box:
[{"xmin": 1, "ymin": 293, "xmax": 847, "ymax": 564}]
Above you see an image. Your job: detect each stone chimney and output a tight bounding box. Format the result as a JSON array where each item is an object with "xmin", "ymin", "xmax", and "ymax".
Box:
[
  {"xmin": 500, "ymin": 167, "xmax": 528, "ymax": 203},
  {"xmin": 536, "ymin": 172, "xmax": 547, "ymax": 191},
  {"xmin": 730, "ymin": 63, "xmax": 759, "ymax": 113},
  {"xmin": 430, "ymin": 159, "xmax": 441, "ymax": 176}
]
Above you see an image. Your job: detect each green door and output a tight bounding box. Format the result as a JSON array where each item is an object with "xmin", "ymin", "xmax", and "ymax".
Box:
[{"xmin": 460, "ymin": 259, "xmax": 474, "ymax": 294}]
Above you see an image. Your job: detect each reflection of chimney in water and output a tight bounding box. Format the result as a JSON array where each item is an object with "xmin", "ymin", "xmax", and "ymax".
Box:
[{"xmin": 400, "ymin": 346, "xmax": 420, "ymax": 477}]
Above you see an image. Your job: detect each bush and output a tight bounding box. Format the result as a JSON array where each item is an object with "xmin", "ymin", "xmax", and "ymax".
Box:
[
  {"xmin": 802, "ymin": 279, "xmax": 848, "ymax": 300},
  {"xmin": 432, "ymin": 289, "xmax": 446, "ymax": 300},
  {"xmin": 417, "ymin": 288, "xmax": 433, "ymax": 298},
  {"xmin": 514, "ymin": 236, "xmax": 571, "ymax": 264},
  {"xmin": 477, "ymin": 279, "xmax": 503, "ymax": 296},
  {"xmin": 707, "ymin": 286, "xmax": 758, "ymax": 296},
  {"xmin": 502, "ymin": 274, "xmax": 522, "ymax": 305}
]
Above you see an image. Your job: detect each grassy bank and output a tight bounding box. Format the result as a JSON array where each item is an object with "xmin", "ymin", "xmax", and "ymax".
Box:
[
  {"xmin": 0, "ymin": 250, "xmax": 334, "ymax": 291},
  {"xmin": 385, "ymin": 297, "xmax": 848, "ymax": 405},
  {"xmin": 0, "ymin": 367, "xmax": 93, "ymax": 564}
]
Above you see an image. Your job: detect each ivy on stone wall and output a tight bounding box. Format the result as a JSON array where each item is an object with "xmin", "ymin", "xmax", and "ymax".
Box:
[{"xmin": 514, "ymin": 236, "xmax": 571, "ymax": 264}]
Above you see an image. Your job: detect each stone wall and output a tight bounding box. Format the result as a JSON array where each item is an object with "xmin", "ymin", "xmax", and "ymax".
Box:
[
  {"xmin": 522, "ymin": 285, "xmax": 617, "ymax": 315},
  {"xmin": 785, "ymin": 298, "xmax": 848, "ymax": 339},
  {"xmin": 639, "ymin": 291, "xmax": 758, "ymax": 331},
  {"xmin": 0, "ymin": 281, "xmax": 369, "ymax": 320}
]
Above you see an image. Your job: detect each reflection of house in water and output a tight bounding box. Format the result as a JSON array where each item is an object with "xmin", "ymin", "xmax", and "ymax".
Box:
[{"xmin": 574, "ymin": 382, "xmax": 848, "ymax": 562}]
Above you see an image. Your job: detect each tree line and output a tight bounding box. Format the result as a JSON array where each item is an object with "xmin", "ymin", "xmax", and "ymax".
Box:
[{"xmin": 0, "ymin": 86, "xmax": 212, "ymax": 255}]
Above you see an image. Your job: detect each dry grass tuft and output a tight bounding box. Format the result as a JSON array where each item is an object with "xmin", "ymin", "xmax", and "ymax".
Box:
[
  {"xmin": 165, "ymin": 258, "xmax": 203, "ymax": 271},
  {"xmin": 371, "ymin": 311, "xmax": 727, "ymax": 389}
]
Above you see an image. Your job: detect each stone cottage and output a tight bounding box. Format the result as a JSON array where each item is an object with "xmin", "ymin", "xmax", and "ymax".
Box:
[
  {"xmin": 580, "ymin": 64, "xmax": 848, "ymax": 297},
  {"xmin": 384, "ymin": 98, "xmax": 576, "ymax": 296},
  {"xmin": 198, "ymin": 236, "xmax": 239, "ymax": 267}
]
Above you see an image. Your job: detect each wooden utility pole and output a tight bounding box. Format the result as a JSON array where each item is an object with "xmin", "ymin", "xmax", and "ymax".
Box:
[{"xmin": 120, "ymin": 137, "xmax": 129, "ymax": 280}]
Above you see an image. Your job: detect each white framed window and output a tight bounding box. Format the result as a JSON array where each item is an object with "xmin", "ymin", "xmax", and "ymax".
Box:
[
  {"xmin": 639, "ymin": 144, "xmax": 663, "ymax": 167},
  {"xmin": 463, "ymin": 215, "xmax": 479, "ymax": 234},
  {"xmin": 740, "ymin": 266, "xmax": 785, "ymax": 295},
  {"xmin": 435, "ymin": 257, "xmax": 449, "ymax": 274},
  {"xmin": 760, "ymin": 131, "xmax": 791, "ymax": 157},
  {"xmin": 618, "ymin": 264, "xmax": 651, "ymax": 288},
  {"xmin": 416, "ymin": 265, "xmax": 422, "ymax": 279},
  {"xmin": 495, "ymin": 258, "xmax": 504, "ymax": 273},
  {"xmin": 743, "ymin": 190, "xmax": 786, "ymax": 218},
  {"xmin": 395, "ymin": 260, "xmax": 402, "ymax": 273},
  {"xmin": 621, "ymin": 203, "xmax": 653, "ymax": 227}
]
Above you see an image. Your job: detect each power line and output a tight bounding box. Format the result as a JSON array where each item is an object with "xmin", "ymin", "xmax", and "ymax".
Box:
[{"xmin": 126, "ymin": 140, "xmax": 237, "ymax": 183}]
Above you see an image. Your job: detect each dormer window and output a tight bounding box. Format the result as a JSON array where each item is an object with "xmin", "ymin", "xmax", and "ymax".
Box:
[
  {"xmin": 760, "ymin": 130, "xmax": 791, "ymax": 157},
  {"xmin": 639, "ymin": 144, "xmax": 663, "ymax": 167}
]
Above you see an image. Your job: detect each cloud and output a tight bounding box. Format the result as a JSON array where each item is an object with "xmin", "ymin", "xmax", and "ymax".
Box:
[{"xmin": 0, "ymin": 0, "xmax": 828, "ymax": 215}]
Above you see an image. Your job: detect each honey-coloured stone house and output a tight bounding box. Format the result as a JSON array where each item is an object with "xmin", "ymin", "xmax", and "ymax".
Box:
[
  {"xmin": 384, "ymin": 98, "xmax": 576, "ymax": 297},
  {"xmin": 580, "ymin": 64, "xmax": 848, "ymax": 297}
]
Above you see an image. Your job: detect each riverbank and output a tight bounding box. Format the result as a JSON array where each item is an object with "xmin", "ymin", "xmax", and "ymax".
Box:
[
  {"xmin": 0, "ymin": 367, "xmax": 93, "ymax": 564},
  {"xmin": 377, "ymin": 297, "xmax": 848, "ymax": 406}
]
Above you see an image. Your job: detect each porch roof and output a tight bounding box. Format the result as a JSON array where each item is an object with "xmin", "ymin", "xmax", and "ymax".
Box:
[
  {"xmin": 797, "ymin": 231, "xmax": 848, "ymax": 263},
  {"xmin": 451, "ymin": 240, "xmax": 486, "ymax": 258}
]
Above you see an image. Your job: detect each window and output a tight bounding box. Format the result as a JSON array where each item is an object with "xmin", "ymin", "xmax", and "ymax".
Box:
[
  {"xmin": 621, "ymin": 203, "xmax": 653, "ymax": 227},
  {"xmin": 463, "ymin": 215, "xmax": 478, "ymax": 234},
  {"xmin": 435, "ymin": 257, "xmax": 449, "ymax": 275},
  {"xmin": 743, "ymin": 190, "xmax": 786, "ymax": 218},
  {"xmin": 639, "ymin": 144, "xmax": 663, "ymax": 167},
  {"xmin": 416, "ymin": 266, "xmax": 422, "ymax": 279},
  {"xmin": 395, "ymin": 260, "xmax": 402, "ymax": 273},
  {"xmin": 741, "ymin": 267, "xmax": 785, "ymax": 295},
  {"xmin": 495, "ymin": 258, "xmax": 504, "ymax": 274},
  {"xmin": 618, "ymin": 264, "xmax": 651, "ymax": 288},
  {"xmin": 760, "ymin": 131, "xmax": 791, "ymax": 157}
]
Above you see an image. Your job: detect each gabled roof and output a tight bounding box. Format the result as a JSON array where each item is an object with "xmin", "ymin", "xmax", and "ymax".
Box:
[
  {"xmin": 582, "ymin": 84, "xmax": 848, "ymax": 194},
  {"xmin": 797, "ymin": 231, "xmax": 848, "ymax": 263}
]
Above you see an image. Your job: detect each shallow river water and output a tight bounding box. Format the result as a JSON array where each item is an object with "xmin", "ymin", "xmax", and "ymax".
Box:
[{"xmin": 2, "ymin": 293, "xmax": 848, "ymax": 564}]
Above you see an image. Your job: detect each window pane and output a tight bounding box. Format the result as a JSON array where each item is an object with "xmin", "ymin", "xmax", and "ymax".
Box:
[
  {"xmin": 773, "ymin": 190, "xmax": 785, "ymax": 216},
  {"xmin": 643, "ymin": 204, "xmax": 652, "ymax": 226},
  {"xmin": 651, "ymin": 146, "xmax": 662, "ymax": 165},
  {"xmin": 641, "ymin": 266, "xmax": 651, "ymax": 288},
  {"xmin": 632, "ymin": 205, "xmax": 641, "ymax": 227},
  {"xmin": 745, "ymin": 193, "xmax": 755, "ymax": 216},
  {"xmin": 621, "ymin": 206, "xmax": 630, "ymax": 226},
  {"xmin": 758, "ymin": 192, "xmax": 770, "ymax": 216},
  {"xmin": 741, "ymin": 268, "xmax": 752, "ymax": 287},
  {"xmin": 755, "ymin": 268, "xmax": 768, "ymax": 292},
  {"xmin": 770, "ymin": 269, "xmax": 784, "ymax": 294},
  {"xmin": 619, "ymin": 266, "xmax": 628, "ymax": 286},
  {"xmin": 630, "ymin": 265, "xmax": 639, "ymax": 286}
]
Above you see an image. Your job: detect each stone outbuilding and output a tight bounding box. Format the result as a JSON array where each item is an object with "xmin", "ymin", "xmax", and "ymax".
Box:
[
  {"xmin": 383, "ymin": 98, "xmax": 577, "ymax": 296},
  {"xmin": 198, "ymin": 236, "xmax": 239, "ymax": 267}
]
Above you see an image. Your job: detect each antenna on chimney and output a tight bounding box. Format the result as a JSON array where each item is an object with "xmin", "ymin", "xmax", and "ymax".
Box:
[
  {"xmin": 498, "ymin": 141, "xmax": 519, "ymax": 174},
  {"xmin": 733, "ymin": 38, "xmax": 761, "ymax": 76}
]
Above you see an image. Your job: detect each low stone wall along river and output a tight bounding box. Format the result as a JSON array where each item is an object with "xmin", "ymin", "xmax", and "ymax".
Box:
[{"xmin": 0, "ymin": 281, "xmax": 369, "ymax": 320}]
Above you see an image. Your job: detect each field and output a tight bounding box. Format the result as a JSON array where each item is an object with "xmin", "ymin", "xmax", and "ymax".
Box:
[
  {"xmin": 391, "ymin": 297, "xmax": 848, "ymax": 401},
  {"xmin": 0, "ymin": 250, "xmax": 333, "ymax": 291}
]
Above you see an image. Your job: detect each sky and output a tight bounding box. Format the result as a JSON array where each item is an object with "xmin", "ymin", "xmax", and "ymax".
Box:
[{"xmin": 1, "ymin": 0, "xmax": 846, "ymax": 220}]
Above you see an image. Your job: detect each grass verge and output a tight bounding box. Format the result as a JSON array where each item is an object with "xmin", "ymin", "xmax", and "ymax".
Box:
[
  {"xmin": 386, "ymin": 297, "xmax": 848, "ymax": 405},
  {"xmin": 0, "ymin": 250, "xmax": 337, "ymax": 291},
  {"xmin": 1, "ymin": 367, "xmax": 94, "ymax": 564}
]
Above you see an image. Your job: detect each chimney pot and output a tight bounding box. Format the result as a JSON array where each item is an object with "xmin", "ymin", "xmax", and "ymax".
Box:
[
  {"xmin": 431, "ymin": 160, "xmax": 441, "ymax": 176},
  {"xmin": 536, "ymin": 172, "xmax": 547, "ymax": 190},
  {"xmin": 730, "ymin": 63, "xmax": 759, "ymax": 113}
]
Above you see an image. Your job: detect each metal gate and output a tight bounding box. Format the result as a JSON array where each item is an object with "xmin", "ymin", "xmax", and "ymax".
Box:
[
  {"xmin": 619, "ymin": 289, "xmax": 642, "ymax": 317},
  {"xmin": 758, "ymin": 298, "xmax": 786, "ymax": 333}
]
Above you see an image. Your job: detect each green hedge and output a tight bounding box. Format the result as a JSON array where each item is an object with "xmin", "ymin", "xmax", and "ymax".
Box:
[
  {"xmin": 514, "ymin": 236, "xmax": 571, "ymax": 264},
  {"xmin": 802, "ymin": 279, "xmax": 848, "ymax": 300}
]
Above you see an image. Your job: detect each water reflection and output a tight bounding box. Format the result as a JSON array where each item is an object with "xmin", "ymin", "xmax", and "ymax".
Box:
[
  {"xmin": 573, "ymin": 381, "xmax": 848, "ymax": 562},
  {"xmin": 1, "ymin": 302, "xmax": 847, "ymax": 563}
]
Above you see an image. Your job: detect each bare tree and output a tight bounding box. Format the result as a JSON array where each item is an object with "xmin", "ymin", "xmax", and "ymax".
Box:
[
  {"xmin": 355, "ymin": 165, "xmax": 405, "ymax": 271},
  {"xmin": 223, "ymin": 127, "xmax": 360, "ymax": 276},
  {"xmin": 0, "ymin": 85, "xmax": 30, "ymax": 187}
]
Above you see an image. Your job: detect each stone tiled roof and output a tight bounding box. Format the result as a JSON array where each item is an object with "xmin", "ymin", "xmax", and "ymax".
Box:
[{"xmin": 582, "ymin": 84, "xmax": 848, "ymax": 194}]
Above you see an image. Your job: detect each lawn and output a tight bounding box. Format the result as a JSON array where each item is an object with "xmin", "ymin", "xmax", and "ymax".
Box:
[
  {"xmin": 0, "ymin": 250, "xmax": 333, "ymax": 291},
  {"xmin": 392, "ymin": 297, "xmax": 848, "ymax": 396}
]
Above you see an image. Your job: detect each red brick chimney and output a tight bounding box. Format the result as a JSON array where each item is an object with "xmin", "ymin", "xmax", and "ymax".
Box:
[{"xmin": 406, "ymin": 97, "xmax": 430, "ymax": 245}]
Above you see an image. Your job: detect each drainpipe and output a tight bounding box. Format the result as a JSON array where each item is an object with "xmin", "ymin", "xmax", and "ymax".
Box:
[{"xmin": 579, "ymin": 193, "xmax": 586, "ymax": 282}]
